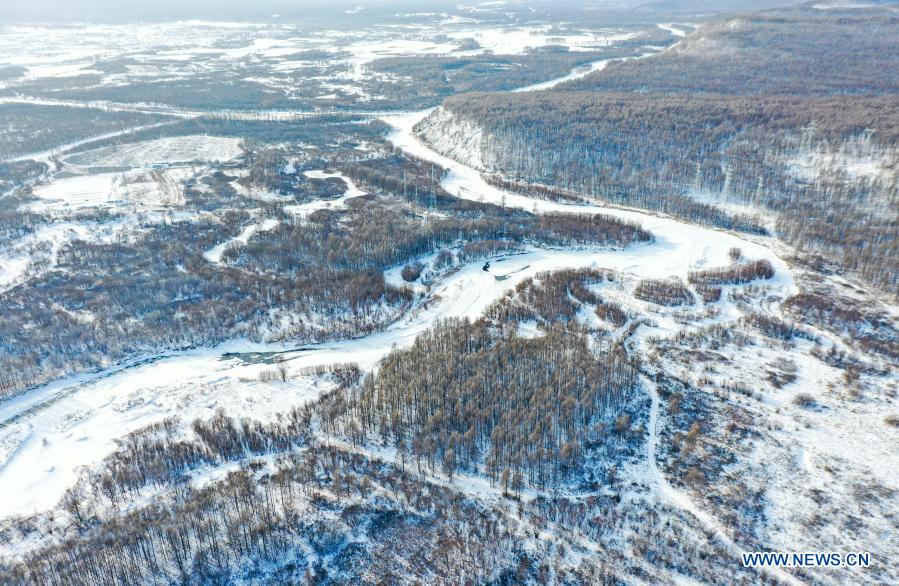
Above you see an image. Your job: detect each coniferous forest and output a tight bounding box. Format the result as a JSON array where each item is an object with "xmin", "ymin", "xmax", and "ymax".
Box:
[{"xmin": 1, "ymin": 2, "xmax": 897, "ymax": 585}]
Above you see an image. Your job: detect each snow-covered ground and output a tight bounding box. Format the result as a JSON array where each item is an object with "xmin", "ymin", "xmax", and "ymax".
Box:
[
  {"xmin": 0, "ymin": 102, "xmax": 797, "ymax": 522},
  {"xmin": 515, "ymin": 49, "xmax": 656, "ymax": 93},
  {"xmin": 0, "ymin": 343, "xmax": 332, "ymax": 519},
  {"xmin": 789, "ymin": 145, "xmax": 897, "ymax": 183},
  {"xmin": 62, "ymin": 135, "xmax": 243, "ymax": 168},
  {"xmin": 1, "ymin": 19, "xmax": 894, "ymax": 582},
  {"xmin": 513, "ymin": 58, "xmax": 613, "ymax": 92},
  {"xmin": 29, "ymin": 172, "xmax": 119, "ymax": 210},
  {"xmin": 25, "ymin": 167, "xmax": 195, "ymax": 211},
  {"xmin": 203, "ymin": 217, "xmax": 280, "ymax": 264},
  {"xmin": 813, "ymin": 2, "xmax": 878, "ymax": 10},
  {"xmin": 644, "ymin": 378, "xmax": 805, "ymax": 586},
  {"xmin": 447, "ymin": 25, "xmax": 636, "ymax": 55},
  {"xmin": 0, "ymin": 19, "xmax": 639, "ymax": 94},
  {"xmin": 657, "ymin": 23, "xmax": 688, "ymax": 37},
  {"xmin": 0, "ymin": 44, "xmax": 793, "ymax": 524},
  {"xmin": 283, "ymin": 170, "xmax": 367, "ymax": 217},
  {"xmin": 0, "ymin": 220, "xmax": 128, "ymax": 293}
]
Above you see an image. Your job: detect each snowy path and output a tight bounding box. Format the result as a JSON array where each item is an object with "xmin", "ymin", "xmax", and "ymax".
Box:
[
  {"xmin": 283, "ymin": 170, "xmax": 367, "ymax": 217},
  {"xmin": 203, "ymin": 218, "xmax": 280, "ymax": 263},
  {"xmin": 513, "ymin": 51, "xmax": 657, "ymax": 93}
]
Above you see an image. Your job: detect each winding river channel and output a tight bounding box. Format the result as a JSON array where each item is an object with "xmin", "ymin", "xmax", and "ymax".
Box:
[{"xmin": 0, "ymin": 48, "xmax": 797, "ymax": 546}]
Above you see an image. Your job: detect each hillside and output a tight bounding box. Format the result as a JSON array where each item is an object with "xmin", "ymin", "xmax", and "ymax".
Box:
[{"xmin": 416, "ymin": 3, "xmax": 899, "ymax": 293}]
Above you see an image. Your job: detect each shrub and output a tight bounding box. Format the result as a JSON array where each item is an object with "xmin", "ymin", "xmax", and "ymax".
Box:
[
  {"xmin": 615, "ymin": 414, "xmax": 631, "ymax": 433},
  {"xmin": 694, "ymin": 284, "xmax": 722, "ymax": 303},
  {"xmin": 401, "ymin": 261, "xmax": 424, "ymax": 282},
  {"xmin": 793, "ymin": 392, "xmax": 817, "ymax": 408},
  {"xmin": 688, "ymin": 259, "xmax": 774, "ymax": 286},
  {"xmin": 633, "ymin": 278, "xmax": 694, "ymax": 306},
  {"xmin": 434, "ymin": 249, "xmax": 455, "ymax": 270}
]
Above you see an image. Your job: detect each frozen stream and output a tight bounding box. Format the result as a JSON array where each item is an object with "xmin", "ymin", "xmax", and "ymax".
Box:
[{"xmin": 0, "ymin": 46, "xmax": 797, "ymax": 522}]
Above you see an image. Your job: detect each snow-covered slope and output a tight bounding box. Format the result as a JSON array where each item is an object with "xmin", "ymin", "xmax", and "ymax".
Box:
[{"xmin": 414, "ymin": 107, "xmax": 487, "ymax": 171}]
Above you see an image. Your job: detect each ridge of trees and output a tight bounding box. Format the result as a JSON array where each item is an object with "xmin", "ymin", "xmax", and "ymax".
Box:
[{"xmin": 418, "ymin": 5, "xmax": 899, "ymax": 294}]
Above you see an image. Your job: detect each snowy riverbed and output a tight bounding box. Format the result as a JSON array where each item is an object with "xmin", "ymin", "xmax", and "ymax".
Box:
[
  {"xmin": 0, "ymin": 109, "xmax": 797, "ymax": 520},
  {"xmin": 0, "ymin": 41, "xmax": 800, "ymax": 522}
]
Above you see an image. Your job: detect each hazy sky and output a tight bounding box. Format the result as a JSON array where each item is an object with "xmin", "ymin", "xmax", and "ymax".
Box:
[
  {"xmin": 2, "ymin": 0, "xmax": 376, "ymax": 22},
  {"xmin": 0, "ymin": 1, "xmax": 667, "ymax": 24},
  {"xmin": 0, "ymin": 0, "xmax": 793, "ymax": 24}
]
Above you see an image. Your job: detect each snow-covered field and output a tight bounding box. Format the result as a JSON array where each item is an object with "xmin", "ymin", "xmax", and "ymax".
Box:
[
  {"xmin": 62, "ymin": 135, "xmax": 243, "ymax": 168},
  {"xmin": 447, "ymin": 25, "xmax": 636, "ymax": 55},
  {"xmin": 657, "ymin": 23, "xmax": 688, "ymax": 37},
  {"xmin": 27, "ymin": 167, "xmax": 196, "ymax": 212},
  {"xmin": 0, "ymin": 19, "xmax": 638, "ymax": 89},
  {"xmin": 0, "ymin": 344, "xmax": 332, "ymax": 518},
  {"xmin": 29, "ymin": 172, "xmax": 119, "ymax": 210}
]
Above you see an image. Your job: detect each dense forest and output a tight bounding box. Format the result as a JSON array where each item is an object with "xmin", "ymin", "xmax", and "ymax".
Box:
[
  {"xmin": 0, "ymin": 145, "xmax": 649, "ymax": 398},
  {"xmin": 564, "ymin": 7, "xmax": 899, "ymax": 97},
  {"xmin": 0, "ymin": 104, "xmax": 168, "ymax": 159},
  {"xmin": 5, "ymin": 444, "xmax": 558, "ymax": 585},
  {"xmin": 323, "ymin": 318, "xmax": 639, "ymax": 489},
  {"xmin": 1, "ymin": 437, "xmax": 752, "ymax": 585},
  {"xmin": 416, "ymin": 5, "xmax": 899, "ymax": 294},
  {"xmin": 2, "ymin": 269, "xmax": 770, "ymax": 585}
]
